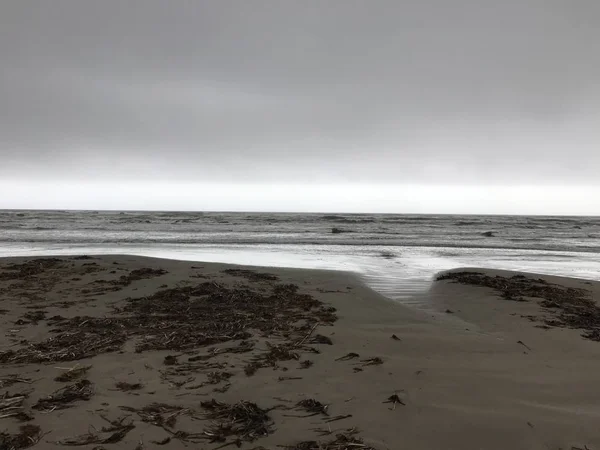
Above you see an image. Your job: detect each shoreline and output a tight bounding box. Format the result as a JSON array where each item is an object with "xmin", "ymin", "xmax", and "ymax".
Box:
[{"xmin": 1, "ymin": 255, "xmax": 599, "ymax": 449}]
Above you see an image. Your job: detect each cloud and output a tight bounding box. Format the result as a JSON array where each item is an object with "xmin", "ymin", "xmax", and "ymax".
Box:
[{"xmin": 1, "ymin": 0, "xmax": 599, "ymax": 192}]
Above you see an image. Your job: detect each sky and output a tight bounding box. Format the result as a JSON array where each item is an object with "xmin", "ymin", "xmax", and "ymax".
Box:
[{"xmin": 1, "ymin": 1, "xmax": 599, "ymax": 213}]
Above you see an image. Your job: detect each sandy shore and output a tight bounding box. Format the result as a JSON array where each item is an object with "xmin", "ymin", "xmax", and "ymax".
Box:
[{"xmin": 1, "ymin": 256, "xmax": 599, "ymax": 450}]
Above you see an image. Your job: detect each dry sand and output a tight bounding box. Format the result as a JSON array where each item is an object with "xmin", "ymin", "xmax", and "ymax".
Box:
[{"xmin": 0, "ymin": 255, "xmax": 599, "ymax": 450}]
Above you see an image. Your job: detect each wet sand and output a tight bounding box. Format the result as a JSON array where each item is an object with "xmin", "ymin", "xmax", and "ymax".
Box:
[{"xmin": 0, "ymin": 255, "xmax": 599, "ymax": 449}]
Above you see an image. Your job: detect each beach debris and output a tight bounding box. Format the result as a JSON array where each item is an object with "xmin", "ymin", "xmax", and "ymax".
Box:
[
  {"xmin": 331, "ymin": 228, "xmax": 345, "ymax": 234},
  {"xmin": 189, "ymin": 340, "xmax": 255, "ymax": 362},
  {"xmin": 481, "ymin": 231, "xmax": 495, "ymax": 237},
  {"xmin": 436, "ymin": 271, "xmax": 600, "ymax": 341},
  {"xmin": 213, "ymin": 383, "xmax": 232, "ymax": 393},
  {"xmin": 113, "ymin": 268, "xmax": 168, "ymax": 287},
  {"xmin": 309, "ymin": 334, "xmax": 333, "ymax": 345},
  {"xmin": 299, "ymin": 360, "xmax": 314, "ymax": 369},
  {"xmin": 352, "ymin": 368, "xmax": 363, "ymax": 373},
  {"xmin": 245, "ymin": 343, "xmax": 300, "ymax": 376},
  {"xmin": 120, "ymin": 403, "xmax": 189, "ymax": 429},
  {"xmin": 0, "ymin": 424, "xmax": 43, "ymax": 449},
  {"xmin": 359, "ymin": 357, "xmax": 383, "ymax": 367},
  {"xmin": 0, "ymin": 329, "xmax": 127, "ymax": 364},
  {"xmin": 383, "ymin": 393, "xmax": 405, "ymax": 409},
  {"xmin": 293, "ymin": 399, "xmax": 329, "ymax": 417},
  {"xmin": 22, "ymin": 311, "xmax": 46, "ymax": 324},
  {"xmin": 335, "ymin": 352, "xmax": 359, "ymax": 361},
  {"xmin": 114, "ymin": 381, "xmax": 144, "ymax": 391},
  {"xmin": 323, "ymin": 414, "xmax": 353, "ymax": 423},
  {"xmin": 205, "ymin": 371, "xmax": 233, "ymax": 385},
  {"xmin": 0, "ymin": 391, "xmax": 33, "ymax": 422},
  {"xmin": 151, "ymin": 437, "xmax": 171, "ymax": 445},
  {"xmin": 0, "ymin": 375, "xmax": 33, "ymax": 389},
  {"xmin": 222, "ymin": 269, "xmax": 279, "ymax": 282},
  {"xmin": 33, "ymin": 380, "xmax": 94, "ymax": 412},
  {"xmin": 54, "ymin": 364, "xmax": 92, "ymax": 382},
  {"xmin": 283, "ymin": 428, "xmax": 377, "ymax": 450},
  {"xmin": 278, "ymin": 376, "xmax": 303, "ymax": 382},
  {"xmin": 163, "ymin": 355, "xmax": 178, "ymax": 366},
  {"xmin": 445, "ymin": 309, "xmax": 454, "ymax": 314},
  {"xmin": 0, "ymin": 258, "xmax": 63, "ymax": 280},
  {"xmin": 199, "ymin": 399, "xmax": 275, "ymax": 444},
  {"xmin": 390, "ymin": 334, "xmax": 401, "ymax": 341},
  {"xmin": 517, "ymin": 340, "xmax": 532, "ymax": 351},
  {"xmin": 54, "ymin": 415, "xmax": 135, "ymax": 446}
]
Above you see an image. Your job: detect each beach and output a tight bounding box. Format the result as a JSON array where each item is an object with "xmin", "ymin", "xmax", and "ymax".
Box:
[{"xmin": 1, "ymin": 255, "xmax": 599, "ymax": 449}]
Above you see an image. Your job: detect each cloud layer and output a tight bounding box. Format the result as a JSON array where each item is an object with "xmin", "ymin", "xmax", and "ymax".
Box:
[{"xmin": 1, "ymin": 1, "xmax": 599, "ymax": 188}]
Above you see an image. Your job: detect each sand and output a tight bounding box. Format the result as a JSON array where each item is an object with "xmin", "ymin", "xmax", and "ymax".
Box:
[{"xmin": 0, "ymin": 255, "xmax": 599, "ymax": 450}]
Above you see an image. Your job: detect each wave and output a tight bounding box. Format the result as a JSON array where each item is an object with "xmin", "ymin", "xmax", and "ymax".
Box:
[{"xmin": 1, "ymin": 236, "xmax": 599, "ymax": 253}]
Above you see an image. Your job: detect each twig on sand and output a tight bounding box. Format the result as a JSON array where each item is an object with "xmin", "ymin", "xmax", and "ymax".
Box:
[
  {"xmin": 323, "ymin": 414, "xmax": 352, "ymax": 423},
  {"xmin": 278, "ymin": 376, "xmax": 303, "ymax": 382},
  {"xmin": 296, "ymin": 323, "xmax": 319, "ymax": 347},
  {"xmin": 53, "ymin": 415, "xmax": 135, "ymax": 445},
  {"xmin": 285, "ymin": 399, "xmax": 329, "ymax": 418},
  {"xmin": 383, "ymin": 392, "xmax": 405, "ymax": 410},
  {"xmin": 199, "ymin": 399, "xmax": 275, "ymax": 445},
  {"xmin": 517, "ymin": 340, "xmax": 532, "ymax": 351},
  {"xmin": 33, "ymin": 380, "xmax": 94, "ymax": 412},
  {"xmin": 281, "ymin": 428, "xmax": 377, "ymax": 450},
  {"xmin": 358, "ymin": 357, "xmax": 383, "ymax": 367},
  {"xmin": 335, "ymin": 353, "xmax": 359, "ymax": 362}
]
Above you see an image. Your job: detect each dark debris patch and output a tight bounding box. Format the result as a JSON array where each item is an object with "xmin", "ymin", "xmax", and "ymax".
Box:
[
  {"xmin": 222, "ymin": 269, "xmax": 279, "ymax": 282},
  {"xmin": 437, "ymin": 271, "xmax": 600, "ymax": 341},
  {"xmin": 0, "ymin": 258, "xmax": 63, "ymax": 280},
  {"xmin": 32, "ymin": 380, "xmax": 94, "ymax": 412},
  {"xmin": 114, "ymin": 381, "xmax": 144, "ymax": 391},
  {"xmin": 283, "ymin": 428, "xmax": 377, "ymax": 450},
  {"xmin": 0, "ymin": 281, "xmax": 336, "ymax": 364},
  {"xmin": 111, "ymin": 268, "xmax": 168, "ymax": 287},
  {"xmin": 53, "ymin": 416, "xmax": 134, "ymax": 446},
  {"xmin": 0, "ymin": 424, "xmax": 43, "ymax": 449},
  {"xmin": 199, "ymin": 399, "xmax": 275, "ymax": 444},
  {"xmin": 294, "ymin": 399, "xmax": 329, "ymax": 417},
  {"xmin": 120, "ymin": 403, "xmax": 189, "ymax": 429}
]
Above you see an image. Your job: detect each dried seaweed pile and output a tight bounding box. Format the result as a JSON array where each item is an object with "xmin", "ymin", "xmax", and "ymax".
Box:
[
  {"xmin": 295, "ymin": 399, "xmax": 329, "ymax": 417},
  {"xmin": 121, "ymin": 403, "xmax": 189, "ymax": 429},
  {"xmin": 32, "ymin": 380, "xmax": 94, "ymax": 412},
  {"xmin": 0, "ymin": 391, "xmax": 32, "ymax": 422},
  {"xmin": 111, "ymin": 268, "xmax": 168, "ymax": 287},
  {"xmin": 0, "ymin": 424, "xmax": 43, "ymax": 450},
  {"xmin": 0, "ymin": 259, "xmax": 63, "ymax": 280},
  {"xmin": 284, "ymin": 428, "xmax": 377, "ymax": 450},
  {"xmin": 0, "ymin": 327, "xmax": 127, "ymax": 364},
  {"xmin": 200, "ymin": 399, "xmax": 275, "ymax": 444},
  {"xmin": 437, "ymin": 271, "xmax": 600, "ymax": 340},
  {"xmin": 0, "ymin": 375, "xmax": 32, "ymax": 389},
  {"xmin": 0, "ymin": 278, "xmax": 336, "ymax": 365},
  {"xmin": 54, "ymin": 416, "xmax": 135, "ymax": 446},
  {"xmin": 223, "ymin": 268, "xmax": 279, "ymax": 282},
  {"xmin": 244, "ymin": 343, "xmax": 301, "ymax": 376}
]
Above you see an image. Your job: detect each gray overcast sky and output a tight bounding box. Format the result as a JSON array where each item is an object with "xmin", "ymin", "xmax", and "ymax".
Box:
[{"xmin": 1, "ymin": 1, "xmax": 599, "ymax": 212}]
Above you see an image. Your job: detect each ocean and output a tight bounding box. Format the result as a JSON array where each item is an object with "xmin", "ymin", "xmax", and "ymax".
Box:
[{"xmin": 1, "ymin": 210, "xmax": 599, "ymax": 306}]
